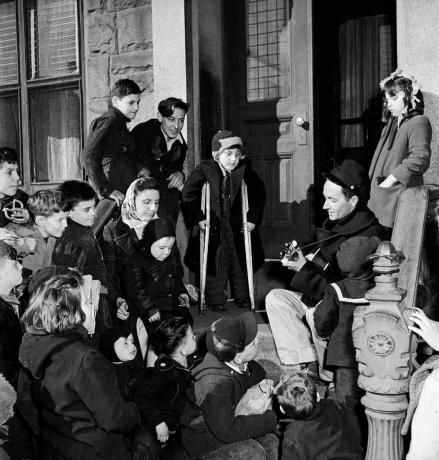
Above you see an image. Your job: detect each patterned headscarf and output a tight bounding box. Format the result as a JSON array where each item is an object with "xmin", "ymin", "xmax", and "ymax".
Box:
[{"xmin": 121, "ymin": 178, "xmax": 159, "ymax": 230}]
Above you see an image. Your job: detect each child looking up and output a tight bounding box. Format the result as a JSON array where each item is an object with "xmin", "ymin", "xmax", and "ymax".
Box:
[
  {"xmin": 135, "ymin": 317, "xmax": 199, "ymax": 459},
  {"xmin": 121, "ymin": 218, "xmax": 192, "ymax": 330},
  {"xmin": 180, "ymin": 312, "xmax": 278, "ymax": 460},
  {"xmin": 368, "ymin": 69, "xmax": 432, "ymax": 230},
  {"xmin": 276, "ymin": 371, "xmax": 362, "ymax": 460},
  {"xmin": 182, "ymin": 130, "xmax": 265, "ymax": 311}
]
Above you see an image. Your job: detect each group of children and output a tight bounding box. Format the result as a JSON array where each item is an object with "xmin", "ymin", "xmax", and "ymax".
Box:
[{"xmin": 0, "ymin": 67, "xmax": 435, "ymax": 459}]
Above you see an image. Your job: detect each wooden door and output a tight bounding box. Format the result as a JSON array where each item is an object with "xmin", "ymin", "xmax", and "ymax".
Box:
[{"xmin": 224, "ymin": 0, "xmax": 314, "ymax": 305}]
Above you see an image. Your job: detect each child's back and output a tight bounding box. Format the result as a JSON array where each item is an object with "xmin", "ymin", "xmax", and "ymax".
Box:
[{"xmin": 282, "ymin": 399, "xmax": 362, "ymax": 460}]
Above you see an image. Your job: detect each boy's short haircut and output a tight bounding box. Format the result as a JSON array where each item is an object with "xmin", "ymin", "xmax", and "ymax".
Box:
[
  {"xmin": 111, "ymin": 79, "xmax": 141, "ymax": 98},
  {"xmin": 59, "ymin": 180, "xmax": 98, "ymax": 212},
  {"xmin": 158, "ymin": 97, "xmax": 189, "ymax": 117},
  {"xmin": 0, "ymin": 147, "xmax": 19, "ymax": 168},
  {"xmin": 276, "ymin": 372, "xmax": 317, "ymax": 420},
  {"xmin": 150, "ymin": 316, "xmax": 191, "ymax": 357},
  {"xmin": 27, "ymin": 190, "xmax": 68, "ymax": 219}
]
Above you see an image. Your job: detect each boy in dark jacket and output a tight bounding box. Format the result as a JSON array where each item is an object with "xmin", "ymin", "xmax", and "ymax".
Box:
[
  {"xmin": 314, "ymin": 236, "xmax": 379, "ymax": 402},
  {"xmin": 135, "ymin": 317, "xmax": 199, "ymax": 459},
  {"xmin": 132, "ymin": 97, "xmax": 189, "ymax": 224},
  {"xmin": 182, "ymin": 130, "xmax": 265, "ymax": 311},
  {"xmin": 276, "ymin": 371, "xmax": 362, "ymax": 460},
  {"xmin": 53, "ymin": 180, "xmax": 112, "ymax": 337},
  {"xmin": 180, "ymin": 312, "xmax": 278, "ymax": 459},
  {"xmin": 80, "ymin": 79, "xmax": 142, "ymax": 206}
]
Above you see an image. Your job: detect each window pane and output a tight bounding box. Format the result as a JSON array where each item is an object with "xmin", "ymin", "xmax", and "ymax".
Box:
[
  {"xmin": 0, "ymin": 0, "xmax": 18, "ymax": 85},
  {"xmin": 246, "ymin": 0, "xmax": 290, "ymax": 102},
  {"xmin": 0, "ymin": 92, "xmax": 19, "ymax": 152},
  {"xmin": 29, "ymin": 85, "xmax": 81, "ymax": 182},
  {"xmin": 27, "ymin": 0, "xmax": 79, "ymax": 79}
]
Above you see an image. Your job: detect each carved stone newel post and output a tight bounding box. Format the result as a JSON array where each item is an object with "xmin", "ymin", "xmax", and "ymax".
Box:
[{"xmin": 352, "ymin": 241, "xmax": 413, "ymax": 460}]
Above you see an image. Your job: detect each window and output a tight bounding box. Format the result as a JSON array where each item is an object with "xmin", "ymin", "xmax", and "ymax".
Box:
[
  {"xmin": 339, "ymin": 15, "xmax": 394, "ymax": 149},
  {"xmin": 246, "ymin": 0, "xmax": 290, "ymax": 102},
  {"xmin": 0, "ymin": 0, "xmax": 82, "ymax": 187}
]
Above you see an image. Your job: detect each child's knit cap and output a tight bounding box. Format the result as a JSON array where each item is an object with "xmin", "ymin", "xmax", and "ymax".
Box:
[
  {"xmin": 206, "ymin": 312, "xmax": 257, "ymax": 354},
  {"xmin": 100, "ymin": 326, "xmax": 132, "ymax": 362},
  {"xmin": 336, "ymin": 236, "xmax": 380, "ymax": 279},
  {"xmin": 211, "ymin": 130, "xmax": 243, "ymax": 161}
]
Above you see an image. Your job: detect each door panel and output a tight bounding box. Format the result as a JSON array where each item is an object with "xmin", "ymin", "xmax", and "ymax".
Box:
[{"xmin": 224, "ymin": 0, "xmax": 314, "ymax": 303}]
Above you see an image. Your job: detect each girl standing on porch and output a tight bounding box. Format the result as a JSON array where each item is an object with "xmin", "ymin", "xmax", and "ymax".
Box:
[{"xmin": 368, "ymin": 69, "xmax": 432, "ymax": 232}]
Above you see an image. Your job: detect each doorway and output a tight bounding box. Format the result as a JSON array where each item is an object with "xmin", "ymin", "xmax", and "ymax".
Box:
[{"xmin": 313, "ymin": 0, "xmax": 396, "ymax": 221}]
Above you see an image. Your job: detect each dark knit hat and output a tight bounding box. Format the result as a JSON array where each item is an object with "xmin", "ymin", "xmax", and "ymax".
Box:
[
  {"xmin": 211, "ymin": 130, "xmax": 243, "ymax": 160},
  {"xmin": 324, "ymin": 159, "xmax": 371, "ymax": 202},
  {"xmin": 336, "ymin": 236, "xmax": 380, "ymax": 279},
  {"xmin": 100, "ymin": 326, "xmax": 131, "ymax": 362},
  {"xmin": 140, "ymin": 218, "xmax": 175, "ymax": 254},
  {"xmin": 206, "ymin": 312, "xmax": 258, "ymax": 357}
]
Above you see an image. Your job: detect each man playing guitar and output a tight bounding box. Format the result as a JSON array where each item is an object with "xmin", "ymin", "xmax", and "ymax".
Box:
[{"xmin": 266, "ymin": 160, "xmax": 387, "ymax": 380}]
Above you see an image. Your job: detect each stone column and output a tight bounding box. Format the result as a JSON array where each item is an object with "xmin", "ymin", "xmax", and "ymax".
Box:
[{"xmin": 352, "ymin": 242, "xmax": 413, "ymax": 460}]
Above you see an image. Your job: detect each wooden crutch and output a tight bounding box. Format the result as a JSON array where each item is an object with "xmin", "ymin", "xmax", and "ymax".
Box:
[
  {"xmin": 241, "ymin": 181, "xmax": 255, "ymax": 312},
  {"xmin": 199, "ymin": 182, "xmax": 210, "ymax": 316}
]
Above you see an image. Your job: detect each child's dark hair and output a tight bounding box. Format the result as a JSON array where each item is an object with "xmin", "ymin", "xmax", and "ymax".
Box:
[
  {"xmin": 58, "ymin": 180, "xmax": 97, "ymax": 212},
  {"xmin": 27, "ymin": 190, "xmax": 68, "ymax": 219},
  {"xmin": 275, "ymin": 372, "xmax": 317, "ymax": 420},
  {"xmin": 111, "ymin": 79, "xmax": 141, "ymax": 98},
  {"xmin": 133, "ymin": 177, "xmax": 159, "ymax": 197},
  {"xmin": 382, "ymin": 76, "xmax": 425, "ymax": 116},
  {"xmin": 158, "ymin": 97, "xmax": 189, "ymax": 117},
  {"xmin": 0, "ymin": 147, "xmax": 19, "ymax": 167},
  {"xmin": 150, "ymin": 317, "xmax": 191, "ymax": 357}
]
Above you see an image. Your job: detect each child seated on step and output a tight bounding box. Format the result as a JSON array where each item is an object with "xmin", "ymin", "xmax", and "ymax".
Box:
[
  {"xmin": 313, "ymin": 236, "xmax": 379, "ymax": 403},
  {"xmin": 275, "ymin": 371, "xmax": 363, "ymax": 460},
  {"xmin": 182, "ymin": 130, "xmax": 265, "ymax": 311},
  {"xmin": 180, "ymin": 312, "xmax": 278, "ymax": 460},
  {"xmin": 134, "ymin": 316, "xmax": 199, "ymax": 459}
]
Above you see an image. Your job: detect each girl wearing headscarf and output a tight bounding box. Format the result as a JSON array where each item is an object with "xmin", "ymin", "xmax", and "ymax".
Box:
[
  {"xmin": 120, "ymin": 218, "xmax": 192, "ymax": 335},
  {"xmin": 102, "ymin": 177, "xmax": 160, "ymax": 322}
]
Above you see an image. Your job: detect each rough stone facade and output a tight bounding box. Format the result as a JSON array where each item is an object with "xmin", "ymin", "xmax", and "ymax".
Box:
[{"xmin": 84, "ymin": 0, "xmax": 154, "ymax": 132}]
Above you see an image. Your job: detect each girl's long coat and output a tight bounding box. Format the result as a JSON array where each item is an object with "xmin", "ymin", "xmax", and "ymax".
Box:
[
  {"xmin": 182, "ymin": 159, "xmax": 265, "ymax": 276},
  {"xmin": 368, "ymin": 114, "xmax": 432, "ymax": 227}
]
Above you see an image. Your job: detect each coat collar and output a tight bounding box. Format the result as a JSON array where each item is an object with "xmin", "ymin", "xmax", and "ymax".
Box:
[{"xmin": 200, "ymin": 159, "xmax": 246, "ymax": 202}]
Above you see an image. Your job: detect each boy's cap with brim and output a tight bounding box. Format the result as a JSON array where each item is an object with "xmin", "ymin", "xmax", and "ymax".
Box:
[
  {"xmin": 323, "ymin": 159, "xmax": 371, "ymax": 202},
  {"xmin": 206, "ymin": 312, "xmax": 258, "ymax": 355}
]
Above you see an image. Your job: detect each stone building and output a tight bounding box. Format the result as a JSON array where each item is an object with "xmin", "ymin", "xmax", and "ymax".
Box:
[{"xmin": 0, "ymin": 0, "xmax": 438, "ymax": 299}]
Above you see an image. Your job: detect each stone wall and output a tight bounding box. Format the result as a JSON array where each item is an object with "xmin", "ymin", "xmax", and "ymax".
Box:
[
  {"xmin": 397, "ymin": 0, "xmax": 439, "ymax": 184},
  {"xmin": 83, "ymin": 0, "xmax": 155, "ymax": 132}
]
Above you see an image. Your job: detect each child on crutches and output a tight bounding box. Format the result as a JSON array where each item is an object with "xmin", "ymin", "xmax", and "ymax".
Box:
[{"xmin": 182, "ymin": 130, "xmax": 266, "ymax": 313}]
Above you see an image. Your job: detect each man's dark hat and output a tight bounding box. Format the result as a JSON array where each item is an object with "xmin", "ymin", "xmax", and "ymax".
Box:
[{"xmin": 324, "ymin": 159, "xmax": 371, "ymax": 202}]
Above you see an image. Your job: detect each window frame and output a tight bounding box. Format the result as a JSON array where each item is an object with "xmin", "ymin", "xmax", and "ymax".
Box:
[{"xmin": 0, "ymin": 0, "xmax": 85, "ymax": 193}]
